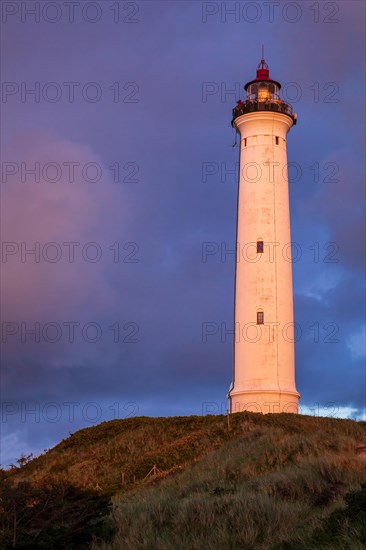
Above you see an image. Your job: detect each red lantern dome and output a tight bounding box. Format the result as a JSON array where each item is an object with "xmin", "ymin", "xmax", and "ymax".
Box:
[{"xmin": 231, "ymin": 48, "xmax": 297, "ymax": 127}]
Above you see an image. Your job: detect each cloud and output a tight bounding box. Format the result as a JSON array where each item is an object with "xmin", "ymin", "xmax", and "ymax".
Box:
[
  {"xmin": 346, "ymin": 324, "xmax": 366, "ymax": 360},
  {"xmin": 1, "ymin": 130, "xmax": 134, "ymax": 370}
]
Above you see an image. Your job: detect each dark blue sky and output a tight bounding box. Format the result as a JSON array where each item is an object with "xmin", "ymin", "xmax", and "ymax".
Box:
[{"xmin": 1, "ymin": 1, "xmax": 365, "ymax": 466}]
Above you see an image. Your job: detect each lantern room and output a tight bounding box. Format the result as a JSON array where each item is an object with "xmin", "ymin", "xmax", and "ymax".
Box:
[
  {"xmin": 244, "ymin": 56, "xmax": 281, "ymax": 101},
  {"xmin": 231, "ymin": 51, "xmax": 297, "ymax": 127}
]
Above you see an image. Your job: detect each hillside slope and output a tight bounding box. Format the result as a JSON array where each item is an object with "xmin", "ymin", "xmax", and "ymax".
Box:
[{"xmin": 2, "ymin": 413, "xmax": 366, "ymax": 549}]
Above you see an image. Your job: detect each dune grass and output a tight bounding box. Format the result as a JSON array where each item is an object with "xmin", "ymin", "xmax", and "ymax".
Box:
[{"xmin": 3, "ymin": 412, "xmax": 366, "ymax": 549}]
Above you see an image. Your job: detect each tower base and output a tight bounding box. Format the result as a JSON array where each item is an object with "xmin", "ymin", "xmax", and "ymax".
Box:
[{"xmin": 228, "ymin": 389, "xmax": 300, "ymax": 415}]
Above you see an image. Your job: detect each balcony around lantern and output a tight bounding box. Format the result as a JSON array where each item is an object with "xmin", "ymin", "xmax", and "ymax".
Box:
[{"xmin": 231, "ymin": 98, "xmax": 297, "ymax": 127}]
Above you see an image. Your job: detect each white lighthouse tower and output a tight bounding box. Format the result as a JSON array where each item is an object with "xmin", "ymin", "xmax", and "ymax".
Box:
[{"xmin": 228, "ymin": 53, "xmax": 300, "ymax": 414}]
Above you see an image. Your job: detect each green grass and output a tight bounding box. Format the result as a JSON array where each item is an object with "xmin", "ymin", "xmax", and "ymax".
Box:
[
  {"xmin": 3, "ymin": 412, "xmax": 366, "ymax": 549},
  {"xmin": 92, "ymin": 415, "xmax": 365, "ymax": 549}
]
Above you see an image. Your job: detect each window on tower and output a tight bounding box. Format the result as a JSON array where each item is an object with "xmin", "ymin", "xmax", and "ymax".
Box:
[
  {"xmin": 257, "ymin": 311, "xmax": 264, "ymax": 325},
  {"xmin": 275, "ymin": 136, "xmax": 279, "ymax": 145},
  {"xmin": 257, "ymin": 240, "xmax": 264, "ymax": 253}
]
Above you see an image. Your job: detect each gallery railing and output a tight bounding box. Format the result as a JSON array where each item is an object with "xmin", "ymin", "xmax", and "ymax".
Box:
[{"xmin": 232, "ymin": 99, "xmax": 297, "ymax": 126}]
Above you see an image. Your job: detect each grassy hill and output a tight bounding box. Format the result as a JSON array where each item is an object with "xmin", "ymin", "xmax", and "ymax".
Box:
[{"xmin": 2, "ymin": 412, "xmax": 366, "ymax": 549}]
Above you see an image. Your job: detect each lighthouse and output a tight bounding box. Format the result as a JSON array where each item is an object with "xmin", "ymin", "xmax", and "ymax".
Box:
[{"xmin": 228, "ymin": 52, "xmax": 300, "ymax": 414}]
